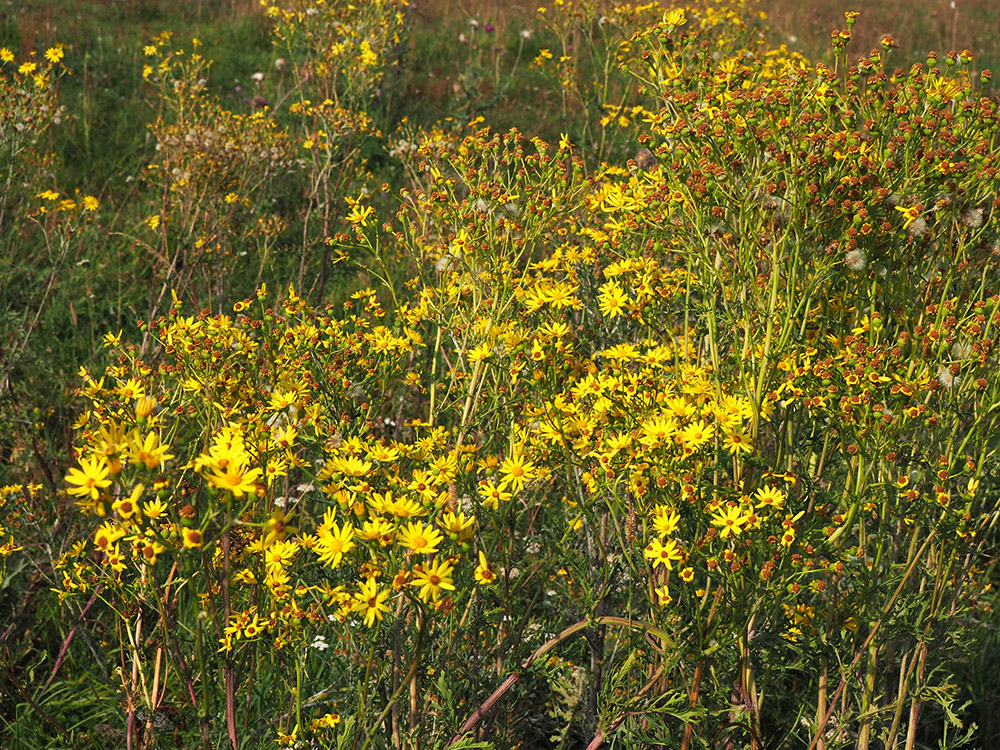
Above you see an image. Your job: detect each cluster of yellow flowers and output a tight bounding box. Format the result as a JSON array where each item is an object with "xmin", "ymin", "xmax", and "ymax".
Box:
[{"xmin": 40, "ymin": 2, "xmax": 1000, "ymax": 746}]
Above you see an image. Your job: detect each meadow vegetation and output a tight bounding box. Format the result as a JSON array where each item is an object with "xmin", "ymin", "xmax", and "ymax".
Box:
[{"xmin": 1, "ymin": 1, "xmax": 999, "ymax": 748}]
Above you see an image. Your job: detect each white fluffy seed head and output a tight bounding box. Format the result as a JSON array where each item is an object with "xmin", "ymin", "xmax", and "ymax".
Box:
[{"xmin": 845, "ymin": 249, "xmax": 867, "ymax": 271}]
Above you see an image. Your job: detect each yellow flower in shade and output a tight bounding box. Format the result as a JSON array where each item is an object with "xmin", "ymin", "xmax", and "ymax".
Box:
[
  {"xmin": 263, "ymin": 509, "xmax": 298, "ymax": 547},
  {"xmin": 754, "ymin": 485, "xmax": 785, "ymax": 510},
  {"xmin": 182, "ymin": 528, "xmax": 205, "ymax": 549},
  {"xmin": 398, "ymin": 521, "xmax": 444, "ymax": 555},
  {"xmin": 66, "ymin": 456, "xmax": 112, "ymax": 500},
  {"xmin": 353, "ymin": 577, "xmax": 390, "ymax": 627},
  {"xmin": 315, "ymin": 510, "xmax": 356, "ymax": 568},
  {"xmin": 93, "ymin": 422, "xmax": 127, "ymax": 474},
  {"xmin": 474, "ymin": 550, "xmax": 497, "ymax": 584},
  {"xmin": 711, "ymin": 505, "xmax": 747, "ymax": 539},
  {"xmin": 411, "ymin": 559, "xmax": 456, "ymax": 603},
  {"xmin": 680, "ymin": 566, "xmax": 695, "ymax": 582},
  {"xmin": 643, "ymin": 538, "xmax": 682, "ymax": 570},
  {"xmin": 780, "ymin": 527, "xmax": 796, "ymax": 547}
]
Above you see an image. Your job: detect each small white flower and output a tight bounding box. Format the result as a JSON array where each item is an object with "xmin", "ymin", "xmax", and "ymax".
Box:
[
  {"xmin": 251, "ymin": 72, "xmax": 264, "ymax": 83},
  {"xmin": 469, "ymin": 18, "xmax": 480, "ymax": 28},
  {"xmin": 274, "ymin": 57, "xmax": 286, "ymax": 71},
  {"xmin": 310, "ymin": 635, "xmax": 330, "ymax": 651},
  {"xmin": 520, "ymin": 29, "xmax": 532, "ymax": 40},
  {"xmin": 458, "ymin": 33, "xmax": 469, "ymax": 44}
]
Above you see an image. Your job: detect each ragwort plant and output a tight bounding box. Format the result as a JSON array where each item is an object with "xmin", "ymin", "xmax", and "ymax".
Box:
[{"xmin": 37, "ymin": 2, "xmax": 1000, "ymax": 749}]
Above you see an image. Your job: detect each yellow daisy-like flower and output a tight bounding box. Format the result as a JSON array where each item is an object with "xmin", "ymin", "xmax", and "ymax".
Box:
[
  {"xmin": 678, "ymin": 419, "xmax": 715, "ymax": 450},
  {"xmin": 346, "ymin": 203, "xmax": 374, "ymax": 227},
  {"xmin": 94, "ymin": 521, "xmax": 126, "ymax": 551},
  {"xmin": 467, "ymin": 342, "xmax": 493, "ymax": 363},
  {"xmin": 722, "ymin": 427, "xmax": 753, "ymax": 455},
  {"xmin": 112, "ymin": 484, "xmax": 143, "ymax": 521},
  {"xmin": 66, "ymin": 456, "xmax": 112, "ymax": 500},
  {"xmin": 205, "ymin": 460, "xmax": 262, "ymax": 498},
  {"xmin": 597, "ymin": 280, "xmax": 628, "ymax": 318},
  {"xmin": 398, "ymin": 521, "xmax": 444, "ymax": 555},
  {"xmin": 44, "ymin": 46, "xmax": 64, "ymax": 63},
  {"xmin": 478, "ymin": 480, "xmax": 511, "ymax": 510},
  {"xmin": 182, "ymin": 528, "xmax": 205, "ymax": 549},
  {"xmin": 353, "ymin": 577, "xmax": 390, "ymax": 627},
  {"xmin": 410, "ymin": 559, "xmax": 456, "ymax": 603},
  {"xmin": 643, "ymin": 538, "xmax": 683, "ymax": 570},
  {"xmin": 651, "ymin": 506, "xmax": 681, "ymax": 537},
  {"xmin": 128, "ymin": 431, "xmax": 175, "ymax": 470},
  {"xmin": 0, "ymin": 48, "xmax": 14, "ymax": 63},
  {"xmin": 754, "ymin": 485, "xmax": 785, "ymax": 510},
  {"xmin": 315, "ymin": 510, "xmax": 356, "ymax": 568},
  {"xmin": 356, "ymin": 517, "xmax": 394, "ymax": 545},
  {"xmin": 143, "ymin": 497, "xmax": 169, "ymax": 521},
  {"xmin": 263, "ymin": 539, "xmax": 299, "ymax": 571},
  {"xmin": 474, "ymin": 550, "xmax": 497, "ymax": 585},
  {"xmin": 499, "ymin": 452, "xmax": 536, "ymax": 493},
  {"xmin": 711, "ymin": 505, "xmax": 747, "ymax": 539},
  {"xmin": 654, "ymin": 585, "xmax": 673, "ymax": 606},
  {"xmin": 439, "ymin": 510, "xmax": 475, "ymax": 542}
]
